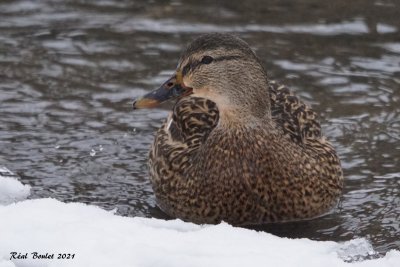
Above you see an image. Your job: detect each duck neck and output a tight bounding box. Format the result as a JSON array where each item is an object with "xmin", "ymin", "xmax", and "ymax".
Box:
[
  {"xmin": 219, "ymin": 80, "xmax": 272, "ymax": 125},
  {"xmin": 217, "ymin": 106, "xmax": 272, "ymax": 130}
]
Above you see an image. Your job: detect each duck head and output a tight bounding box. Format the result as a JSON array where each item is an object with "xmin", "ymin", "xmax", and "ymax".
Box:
[{"xmin": 133, "ymin": 33, "xmax": 271, "ymax": 124}]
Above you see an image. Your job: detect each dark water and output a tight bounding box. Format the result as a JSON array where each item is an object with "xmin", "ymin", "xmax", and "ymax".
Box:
[{"xmin": 1, "ymin": 0, "xmax": 399, "ymax": 255}]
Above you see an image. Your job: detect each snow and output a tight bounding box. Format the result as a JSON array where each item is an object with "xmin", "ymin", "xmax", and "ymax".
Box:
[
  {"xmin": 0, "ymin": 167, "xmax": 30, "ymax": 205},
  {"xmin": 0, "ymin": 169, "xmax": 399, "ymax": 267}
]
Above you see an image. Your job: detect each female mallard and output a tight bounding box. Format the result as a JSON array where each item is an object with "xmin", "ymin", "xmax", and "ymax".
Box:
[{"xmin": 133, "ymin": 33, "xmax": 343, "ymax": 225}]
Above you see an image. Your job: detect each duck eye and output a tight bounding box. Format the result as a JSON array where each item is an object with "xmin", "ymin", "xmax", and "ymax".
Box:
[
  {"xmin": 182, "ymin": 64, "xmax": 191, "ymax": 76},
  {"xmin": 201, "ymin": 56, "xmax": 213, "ymax": 64}
]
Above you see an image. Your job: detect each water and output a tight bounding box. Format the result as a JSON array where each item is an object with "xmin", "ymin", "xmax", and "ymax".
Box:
[{"xmin": 1, "ymin": 0, "xmax": 399, "ymax": 255}]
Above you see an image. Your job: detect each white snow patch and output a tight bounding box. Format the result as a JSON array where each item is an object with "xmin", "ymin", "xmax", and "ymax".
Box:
[
  {"xmin": 0, "ymin": 198, "xmax": 399, "ymax": 267},
  {"xmin": 337, "ymin": 238, "xmax": 378, "ymax": 262},
  {"xmin": 0, "ymin": 167, "xmax": 30, "ymax": 205}
]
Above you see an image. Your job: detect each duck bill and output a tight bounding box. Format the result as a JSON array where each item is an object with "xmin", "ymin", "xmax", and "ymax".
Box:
[{"xmin": 133, "ymin": 72, "xmax": 193, "ymax": 109}]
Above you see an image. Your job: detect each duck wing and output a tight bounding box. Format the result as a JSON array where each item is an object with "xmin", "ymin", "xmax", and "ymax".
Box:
[
  {"xmin": 269, "ymin": 80, "xmax": 322, "ymax": 145},
  {"xmin": 149, "ymin": 97, "xmax": 219, "ymax": 178}
]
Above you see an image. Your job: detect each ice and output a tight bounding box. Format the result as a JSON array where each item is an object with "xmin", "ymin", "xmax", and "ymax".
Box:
[
  {"xmin": 0, "ymin": 167, "xmax": 30, "ymax": 205},
  {"xmin": 337, "ymin": 238, "xmax": 379, "ymax": 262}
]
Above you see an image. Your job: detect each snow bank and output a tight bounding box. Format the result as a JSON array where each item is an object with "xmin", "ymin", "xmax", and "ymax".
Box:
[
  {"xmin": 0, "ymin": 167, "xmax": 30, "ymax": 205},
  {"xmin": 0, "ymin": 198, "xmax": 399, "ymax": 267},
  {"xmin": 0, "ymin": 166, "xmax": 398, "ymax": 267}
]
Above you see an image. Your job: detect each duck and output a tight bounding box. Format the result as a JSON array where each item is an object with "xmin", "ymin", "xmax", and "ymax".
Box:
[{"xmin": 133, "ymin": 33, "xmax": 343, "ymax": 225}]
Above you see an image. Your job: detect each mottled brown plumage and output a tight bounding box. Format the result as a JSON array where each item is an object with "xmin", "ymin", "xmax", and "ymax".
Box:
[{"xmin": 135, "ymin": 33, "xmax": 343, "ymax": 225}]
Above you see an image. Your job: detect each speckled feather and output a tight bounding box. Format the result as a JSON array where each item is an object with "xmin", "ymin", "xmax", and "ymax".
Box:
[{"xmin": 149, "ymin": 80, "xmax": 343, "ymax": 225}]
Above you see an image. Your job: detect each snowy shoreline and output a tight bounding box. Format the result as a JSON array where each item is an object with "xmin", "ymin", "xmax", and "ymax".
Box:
[{"xmin": 1, "ymin": 168, "xmax": 399, "ymax": 267}]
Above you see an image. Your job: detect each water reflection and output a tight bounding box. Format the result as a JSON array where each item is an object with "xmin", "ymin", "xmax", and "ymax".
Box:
[{"xmin": 0, "ymin": 0, "xmax": 399, "ymax": 254}]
